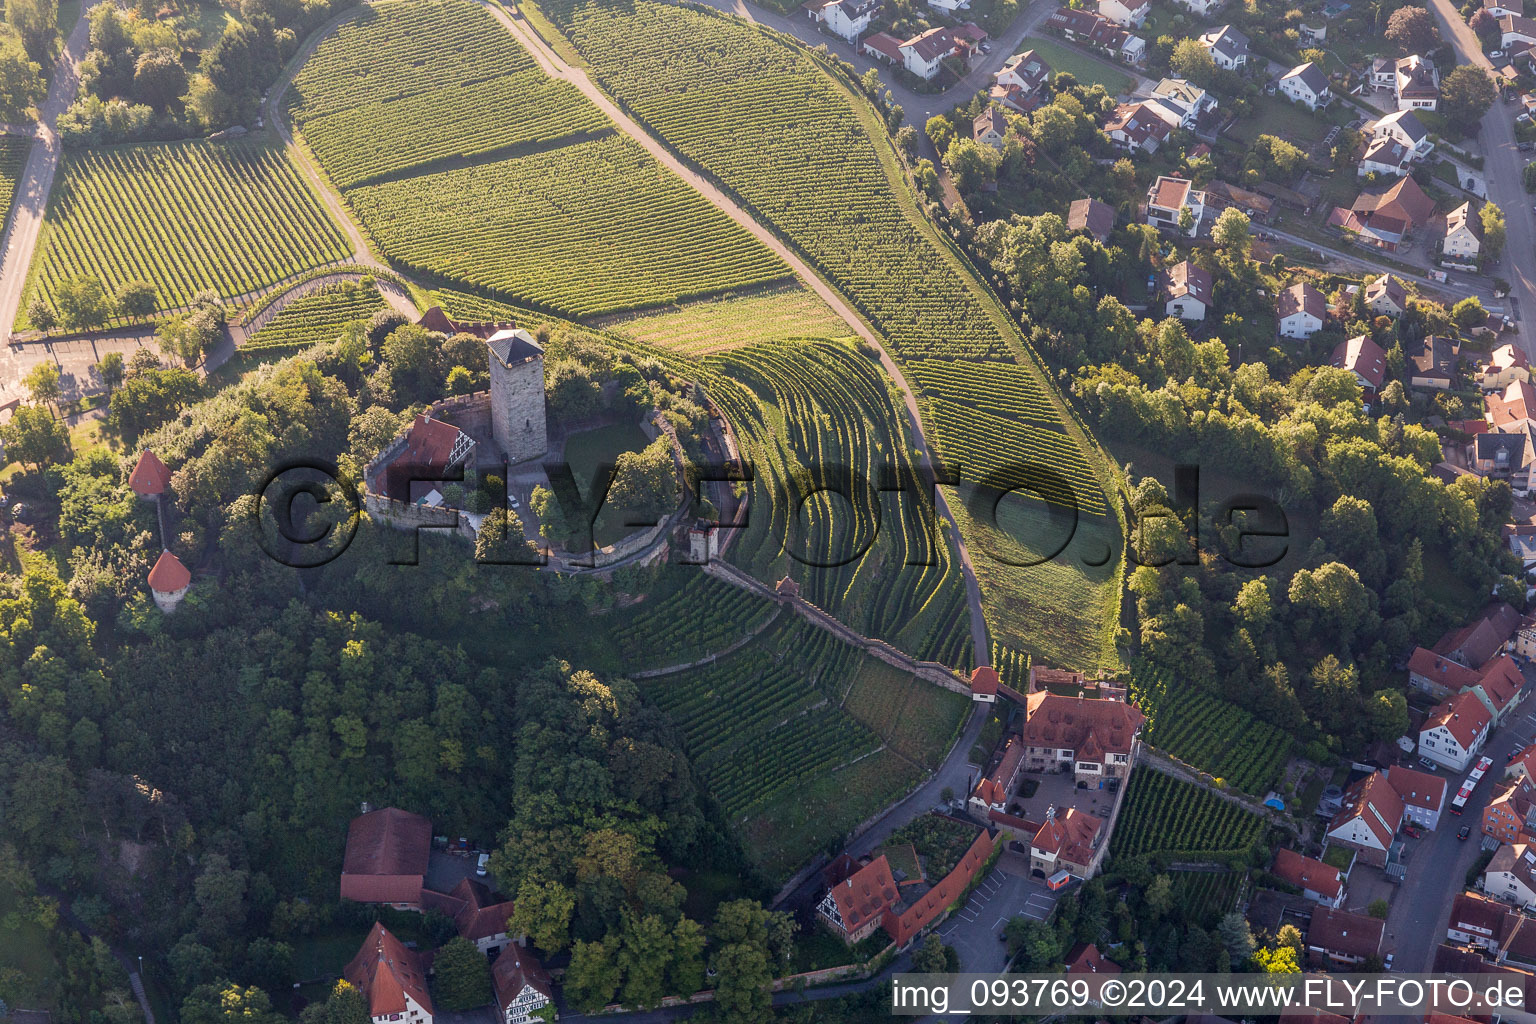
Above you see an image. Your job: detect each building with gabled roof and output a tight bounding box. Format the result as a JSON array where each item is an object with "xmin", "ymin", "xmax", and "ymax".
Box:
[
  {"xmin": 1491, "ymin": 380, "xmax": 1536, "ymax": 429},
  {"xmin": 1420, "ymin": 691, "xmax": 1493, "ymax": 771},
  {"xmin": 1443, "ymin": 200, "xmax": 1485, "ymax": 268},
  {"xmin": 1030, "ymin": 806, "xmax": 1105, "ymax": 879},
  {"xmin": 340, "ymin": 807, "xmax": 432, "ymax": 907},
  {"xmin": 1307, "ymin": 905, "xmax": 1384, "ymax": 964},
  {"xmin": 1330, "ymin": 176, "xmax": 1435, "ymax": 251},
  {"xmin": 1450, "ymin": 890, "xmax": 1512, "ymax": 948},
  {"xmin": 1067, "ymin": 198, "xmax": 1116, "ymax": 242},
  {"xmin": 1197, "ymin": 24, "xmax": 1249, "ymax": 68},
  {"xmin": 1065, "ymin": 942, "xmax": 1121, "ymax": 974},
  {"xmin": 1278, "ymin": 282, "xmax": 1327, "ymax": 339},
  {"xmin": 1019, "ymin": 691, "xmax": 1144, "ymax": 784},
  {"xmin": 1104, "ymin": 101, "xmax": 1170, "ymax": 152},
  {"xmin": 1160, "ymin": 260, "xmax": 1213, "ymax": 321},
  {"xmin": 804, "ymin": 0, "xmax": 883, "ymax": 41},
  {"xmin": 1486, "ymin": 842, "xmax": 1536, "ymax": 909},
  {"xmin": 969, "ymin": 737, "xmax": 1025, "ymax": 813},
  {"xmin": 491, "ymin": 949, "xmax": 554, "ymax": 1024},
  {"xmin": 1279, "ymin": 61, "xmax": 1332, "ymax": 109},
  {"xmin": 1485, "ymin": 776, "xmax": 1536, "ymax": 843},
  {"xmin": 1371, "ymin": 109, "xmax": 1434, "ymax": 158},
  {"xmin": 970, "ymin": 665, "xmax": 1000, "ymax": 702},
  {"xmin": 1364, "ymin": 275, "xmax": 1408, "ymax": 316},
  {"xmin": 817, "ymin": 854, "xmax": 899, "ymax": 943},
  {"xmin": 1272, "ymin": 847, "xmax": 1345, "ymax": 906},
  {"xmin": 1509, "ymin": 742, "xmax": 1536, "ymax": 784},
  {"xmin": 344, "ymin": 923, "xmax": 435, "ymax": 1023},
  {"xmin": 1387, "ymin": 764, "xmax": 1448, "ymax": 830},
  {"xmin": 973, "ymin": 106, "xmax": 1008, "ymax": 149},
  {"xmin": 1409, "ymin": 335, "xmax": 1460, "ymax": 390},
  {"xmin": 1503, "ymin": 13, "xmax": 1536, "ymax": 48},
  {"xmin": 995, "ymin": 48, "xmax": 1052, "ymax": 99},
  {"xmin": 1325, "ymin": 770, "xmax": 1403, "ymax": 867},
  {"xmin": 1330, "ymin": 334, "xmax": 1387, "ymax": 400},
  {"xmin": 446, "ymin": 878, "xmax": 517, "ymax": 955},
  {"xmin": 129, "ymin": 449, "xmax": 171, "ymax": 499},
  {"xmin": 1359, "ymin": 136, "xmax": 1412, "ymax": 178}
]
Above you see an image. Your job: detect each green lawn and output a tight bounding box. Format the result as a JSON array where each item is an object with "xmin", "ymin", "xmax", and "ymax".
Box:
[
  {"xmin": 1228, "ymin": 95, "xmax": 1337, "ymax": 147},
  {"xmin": 1020, "ymin": 36, "xmax": 1132, "ymax": 94},
  {"xmin": 1322, "ymin": 844, "xmax": 1354, "ymax": 870}
]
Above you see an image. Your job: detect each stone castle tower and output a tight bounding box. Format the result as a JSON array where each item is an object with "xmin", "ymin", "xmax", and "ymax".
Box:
[{"xmin": 486, "ymin": 328, "xmax": 547, "ymax": 464}]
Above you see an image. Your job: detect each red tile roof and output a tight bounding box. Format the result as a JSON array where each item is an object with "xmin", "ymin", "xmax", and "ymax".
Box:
[
  {"xmin": 1423, "ymin": 691, "xmax": 1493, "ymax": 750},
  {"xmin": 971, "ymin": 666, "xmax": 1000, "ymax": 696},
  {"xmin": 1352, "ymin": 175, "xmax": 1435, "ymax": 228},
  {"xmin": 1330, "ymin": 770, "xmax": 1403, "ymax": 848},
  {"xmin": 147, "ymin": 549, "xmax": 190, "ymax": 593},
  {"xmin": 1033, "ymin": 808, "xmax": 1102, "ymax": 864},
  {"xmin": 1066, "ymin": 942, "xmax": 1121, "ymax": 974},
  {"xmin": 1278, "ymin": 282, "xmax": 1326, "ymax": 322},
  {"xmin": 492, "ymin": 949, "xmax": 553, "ymax": 1016},
  {"xmin": 884, "ymin": 828, "xmax": 994, "ymax": 946},
  {"xmin": 129, "ymin": 450, "xmax": 171, "ymax": 496},
  {"xmin": 973, "ymin": 737, "xmax": 1024, "ymax": 805},
  {"xmin": 1409, "ymin": 646, "xmax": 1481, "ymax": 690},
  {"xmin": 827, "ymin": 855, "xmax": 899, "ymax": 936},
  {"xmin": 1272, "ymin": 847, "xmax": 1343, "ymax": 899},
  {"xmin": 339, "ymin": 807, "xmax": 431, "ymax": 905},
  {"xmin": 344, "ymin": 923, "xmax": 434, "ymax": 1018},
  {"xmin": 1489, "ymin": 380, "xmax": 1536, "ymax": 428},
  {"xmin": 1331, "ymin": 334, "xmax": 1388, "ymax": 391},
  {"xmin": 1452, "ymin": 890, "xmax": 1510, "ymax": 936},
  {"xmin": 1364, "ymin": 274, "xmax": 1408, "ymax": 310},
  {"xmin": 1510, "ymin": 741, "xmax": 1536, "ymax": 779},
  {"xmin": 1307, "ymin": 905, "xmax": 1384, "ymax": 960},
  {"xmin": 1386, "ymin": 765, "xmax": 1447, "ymax": 813},
  {"xmin": 449, "ymin": 877, "xmax": 516, "ymax": 942},
  {"xmin": 1020, "ymin": 692, "xmax": 1144, "ymax": 758}
]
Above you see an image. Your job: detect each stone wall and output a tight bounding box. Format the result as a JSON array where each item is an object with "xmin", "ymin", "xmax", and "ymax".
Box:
[{"xmin": 363, "ymin": 492, "xmax": 477, "ymax": 541}]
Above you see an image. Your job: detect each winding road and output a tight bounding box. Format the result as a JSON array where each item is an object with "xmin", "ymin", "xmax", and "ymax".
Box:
[{"xmin": 475, "ymin": 0, "xmax": 994, "ymax": 666}]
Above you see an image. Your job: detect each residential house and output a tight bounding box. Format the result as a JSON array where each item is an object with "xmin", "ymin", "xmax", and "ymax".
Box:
[
  {"xmin": 1419, "ymin": 691, "xmax": 1493, "ymax": 772},
  {"xmin": 1277, "ymin": 282, "xmax": 1327, "ymax": 339},
  {"xmin": 928, "ymin": 0, "xmax": 971, "ymax": 12},
  {"xmin": 968, "ymin": 736, "xmax": 1025, "ymax": 815},
  {"xmin": 1508, "ymin": 524, "xmax": 1536, "ymax": 574},
  {"xmin": 1171, "ymin": 0, "xmax": 1224, "ymax": 13},
  {"xmin": 1427, "ymin": 604, "xmax": 1524, "ymax": 674},
  {"xmin": 1490, "ymin": 380, "xmax": 1536, "ymax": 429},
  {"xmin": 1160, "ymin": 260, "xmax": 1213, "ymax": 321},
  {"xmin": 1197, "ymin": 24, "xmax": 1250, "ymax": 70},
  {"xmin": 345, "ymin": 923, "xmax": 435, "ymax": 1024},
  {"xmin": 1330, "ymin": 334, "xmax": 1388, "ymax": 402},
  {"xmin": 1048, "ymin": 7, "xmax": 1145, "ymax": 62},
  {"xmin": 817, "ymin": 854, "xmax": 899, "ymax": 942},
  {"xmin": 1450, "ymin": 891, "xmax": 1511, "ymax": 948},
  {"xmin": 1099, "ymin": 0, "xmax": 1148, "ymax": 26},
  {"xmin": 1509, "ymin": 742, "xmax": 1536, "ymax": 783},
  {"xmin": 1330, "ymin": 176, "xmax": 1435, "ymax": 251},
  {"xmin": 1409, "ymin": 335, "xmax": 1460, "ymax": 389},
  {"xmin": 1444, "ymin": 201, "xmax": 1485, "ymax": 267},
  {"xmin": 1306, "ymin": 906, "xmax": 1385, "ymax": 964},
  {"xmin": 1372, "ymin": 54, "xmax": 1439, "ymax": 110},
  {"xmin": 1018, "ymin": 690, "xmax": 1145, "ymax": 784},
  {"xmin": 1484, "ymin": 344, "xmax": 1531, "ymax": 390},
  {"xmin": 1146, "ymin": 175, "xmax": 1206, "ymax": 235},
  {"xmin": 1279, "ymin": 62, "xmax": 1332, "ymax": 110},
  {"xmin": 491, "ymin": 951, "xmax": 555, "ymax": 1024},
  {"xmin": 992, "ymin": 49, "xmax": 1051, "ymax": 112},
  {"xmin": 1065, "ymin": 942, "xmax": 1122, "ymax": 974},
  {"xmin": 1272, "ymin": 848, "xmax": 1345, "ymax": 907},
  {"xmin": 1388, "ymin": 764, "xmax": 1449, "ymax": 831},
  {"xmin": 1503, "ymin": 14, "xmax": 1536, "ymax": 49},
  {"xmin": 1067, "ymin": 198, "xmax": 1116, "ymax": 242},
  {"xmin": 1359, "ymin": 137, "xmax": 1413, "ymax": 178},
  {"xmin": 1324, "ymin": 770, "xmax": 1403, "ymax": 868},
  {"xmin": 1371, "ymin": 109, "xmax": 1434, "ymax": 159},
  {"xmin": 861, "ymin": 31, "xmax": 904, "ymax": 63},
  {"xmin": 434, "ymin": 878, "xmax": 517, "ymax": 957},
  {"xmin": 1364, "ymin": 274, "xmax": 1409, "ymax": 317},
  {"xmin": 1104, "ymin": 102, "xmax": 1170, "ymax": 152},
  {"xmin": 1150, "ymin": 78, "xmax": 1217, "ymax": 127},
  {"xmin": 1030, "ymin": 806, "xmax": 1106, "ymax": 879},
  {"xmin": 1486, "ymin": 843, "xmax": 1536, "ymax": 909},
  {"xmin": 974, "ymin": 106, "xmax": 1008, "ymax": 149},
  {"xmin": 339, "ymin": 807, "xmax": 432, "ymax": 908},
  {"xmin": 899, "ymin": 25, "xmax": 986, "ymax": 80},
  {"xmin": 1485, "ymin": 776, "xmax": 1536, "ymax": 843},
  {"xmin": 804, "ymin": 0, "xmax": 883, "ymax": 42},
  {"xmin": 1489, "ymin": 0, "xmax": 1525, "ymax": 18},
  {"xmin": 1476, "ymin": 427, "xmax": 1536, "ymax": 495}
]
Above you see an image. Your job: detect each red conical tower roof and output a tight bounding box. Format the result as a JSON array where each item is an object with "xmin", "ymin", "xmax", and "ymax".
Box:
[
  {"xmin": 148, "ymin": 549, "xmax": 190, "ymax": 593},
  {"xmin": 129, "ymin": 450, "xmax": 171, "ymax": 496}
]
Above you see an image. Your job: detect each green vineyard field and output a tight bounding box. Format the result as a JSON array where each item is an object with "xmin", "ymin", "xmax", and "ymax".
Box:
[
  {"xmin": 0, "ymin": 134, "xmax": 29, "ymax": 229},
  {"xmin": 244, "ymin": 281, "xmax": 385, "ymax": 352},
  {"xmin": 1109, "ymin": 772, "xmax": 1266, "ymax": 861},
  {"xmin": 24, "ymin": 140, "xmax": 349, "ymax": 319}
]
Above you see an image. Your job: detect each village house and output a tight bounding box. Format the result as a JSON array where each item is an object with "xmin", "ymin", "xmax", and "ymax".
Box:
[
  {"xmin": 1450, "ymin": 890, "xmax": 1513, "ymax": 949},
  {"xmin": 1197, "ymin": 24, "xmax": 1249, "ymax": 69},
  {"xmin": 1030, "ymin": 806, "xmax": 1106, "ymax": 879},
  {"xmin": 1509, "ymin": 524, "xmax": 1536, "ymax": 575},
  {"xmin": 1329, "ymin": 176, "xmax": 1435, "ymax": 251},
  {"xmin": 804, "ymin": 0, "xmax": 882, "ymax": 41},
  {"xmin": 1502, "ymin": 14, "xmax": 1536, "ymax": 50},
  {"xmin": 1277, "ymin": 282, "xmax": 1327, "ymax": 339},
  {"xmin": 1146, "ymin": 175, "xmax": 1206, "ymax": 235},
  {"xmin": 1485, "ymin": 776, "xmax": 1536, "ymax": 843},
  {"xmin": 1443, "ymin": 201, "xmax": 1485, "ymax": 267},
  {"xmin": 1486, "ymin": 843, "xmax": 1536, "ymax": 909},
  {"xmin": 1484, "ymin": 344, "xmax": 1531, "ymax": 390},
  {"xmin": 345, "ymin": 923, "xmax": 435, "ymax": 1024},
  {"xmin": 1104, "ymin": 102, "xmax": 1170, "ymax": 152},
  {"xmin": 968, "ymin": 736, "xmax": 1025, "ymax": 814},
  {"xmin": 1364, "ymin": 274, "xmax": 1409, "ymax": 317},
  {"xmin": 1419, "ymin": 691, "xmax": 1493, "ymax": 772},
  {"xmin": 1160, "ymin": 260, "xmax": 1213, "ymax": 321},
  {"xmin": 817, "ymin": 854, "xmax": 900, "ymax": 942},
  {"xmin": 1372, "ymin": 54, "xmax": 1439, "ymax": 110},
  {"xmin": 1306, "ymin": 906, "xmax": 1385, "ymax": 965},
  {"xmin": 1098, "ymin": 0, "xmax": 1148, "ymax": 27},
  {"xmin": 1389, "ymin": 764, "xmax": 1449, "ymax": 830},
  {"xmin": 1170, "ymin": 0, "xmax": 1223, "ymax": 14},
  {"xmin": 1478, "ymin": 427, "xmax": 1536, "ymax": 495},
  {"xmin": 1065, "ymin": 942, "xmax": 1122, "ymax": 974},
  {"xmin": 1047, "ymin": 7, "xmax": 1146, "ymax": 62},
  {"xmin": 1018, "ymin": 690, "xmax": 1145, "ymax": 784},
  {"xmin": 1330, "ymin": 334, "xmax": 1388, "ymax": 403},
  {"xmin": 1279, "ymin": 62, "xmax": 1332, "ymax": 110},
  {"xmin": 1489, "ymin": 0, "xmax": 1524, "ymax": 18},
  {"xmin": 1359, "ymin": 137, "xmax": 1413, "ymax": 177},
  {"xmin": 339, "ymin": 807, "xmax": 432, "ymax": 908},
  {"xmin": 992, "ymin": 49, "xmax": 1052, "ymax": 112},
  {"xmin": 492, "ymin": 951, "xmax": 556, "ymax": 1024},
  {"xmin": 1272, "ymin": 848, "xmax": 1345, "ymax": 907},
  {"xmin": 973, "ymin": 106, "xmax": 1008, "ymax": 149},
  {"xmin": 1490, "ymin": 380, "xmax": 1536, "ymax": 429},
  {"xmin": 1512, "ymin": 744, "xmax": 1536, "ymax": 785},
  {"xmin": 1149, "ymin": 78, "xmax": 1216, "ymax": 128},
  {"xmin": 1067, "ymin": 198, "xmax": 1116, "ymax": 242},
  {"xmin": 1370, "ymin": 110, "xmax": 1435, "ymax": 160},
  {"xmin": 897, "ymin": 24, "xmax": 987, "ymax": 80},
  {"xmin": 422, "ymin": 878, "xmax": 518, "ymax": 957},
  {"xmin": 1324, "ymin": 770, "xmax": 1403, "ymax": 867},
  {"xmin": 1409, "ymin": 335, "xmax": 1461, "ymax": 389}
]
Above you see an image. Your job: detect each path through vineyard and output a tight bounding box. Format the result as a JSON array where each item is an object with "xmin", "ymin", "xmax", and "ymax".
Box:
[{"xmin": 483, "ymin": 0, "xmax": 992, "ymax": 667}]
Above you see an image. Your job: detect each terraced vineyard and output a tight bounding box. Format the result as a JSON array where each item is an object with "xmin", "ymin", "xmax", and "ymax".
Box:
[
  {"xmin": 842, "ymin": 660, "xmax": 968, "ymax": 766},
  {"xmin": 1109, "ymin": 772, "xmax": 1266, "ymax": 861},
  {"xmin": 609, "ymin": 574, "xmax": 779, "ymax": 669},
  {"xmin": 535, "ymin": 0, "xmax": 1124, "ymax": 667},
  {"xmin": 0, "ymin": 134, "xmax": 30, "ymax": 229},
  {"xmin": 348, "ymin": 135, "xmax": 791, "ymax": 318},
  {"xmin": 244, "ymin": 281, "xmax": 385, "ymax": 353},
  {"xmin": 24, "ymin": 141, "xmax": 349, "ymax": 319},
  {"xmin": 698, "ymin": 339, "xmax": 972, "ymax": 666},
  {"xmin": 288, "ymin": 0, "xmax": 607, "ymax": 188},
  {"xmin": 1127, "ymin": 662, "xmax": 1291, "ymax": 795},
  {"xmin": 600, "ymin": 284, "xmax": 851, "ymax": 354}
]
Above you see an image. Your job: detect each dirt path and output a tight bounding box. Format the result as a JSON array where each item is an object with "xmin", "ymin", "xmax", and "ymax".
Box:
[
  {"xmin": 483, "ymin": 0, "xmax": 992, "ymax": 666},
  {"xmin": 0, "ymin": 2, "xmax": 100, "ymax": 342}
]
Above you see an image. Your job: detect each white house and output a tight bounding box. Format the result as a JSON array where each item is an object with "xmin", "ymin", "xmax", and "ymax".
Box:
[
  {"xmin": 1160, "ymin": 261, "xmax": 1212, "ymax": 321},
  {"xmin": 1444, "ymin": 201, "xmax": 1485, "ymax": 265},
  {"xmin": 1277, "ymin": 282, "xmax": 1326, "ymax": 339},
  {"xmin": 1389, "ymin": 764, "xmax": 1449, "ymax": 831},
  {"xmin": 1485, "ymin": 843, "xmax": 1536, "ymax": 910},
  {"xmin": 1364, "ymin": 274, "xmax": 1408, "ymax": 317},
  {"xmin": 805, "ymin": 0, "xmax": 883, "ymax": 42},
  {"xmin": 1272, "ymin": 848, "xmax": 1345, "ymax": 908},
  {"xmin": 1172, "ymin": 0, "xmax": 1224, "ymax": 14},
  {"xmin": 928, "ymin": 0, "xmax": 971, "ymax": 11},
  {"xmin": 1502, "ymin": 13, "xmax": 1536, "ymax": 49},
  {"xmin": 1150, "ymin": 78, "xmax": 1216, "ymax": 127},
  {"xmin": 1359, "ymin": 137, "xmax": 1412, "ymax": 177},
  {"xmin": 1372, "ymin": 109, "xmax": 1434, "ymax": 159},
  {"xmin": 1324, "ymin": 770, "xmax": 1401, "ymax": 868},
  {"xmin": 1146, "ymin": 175, "xmax": 1207, "ymax": 235},
  {"xmin": 1419, "ymin": 691, "xmax": 1493, "ymax": 772},
  {"xmin": 1198, "ymin": 24, "xmax": 1249, "ymax": 69},
  {"xmin": 897, "ymin": 25, "xmax": 984, "ymax": 80},
  {"xmin": 973, "ymin": 106, "xmax": 1008, "ymax": 149},
  {"xmin": 995, "ymin": 49, "xmax": 1052, "ymax": 94},
  {"xmin": 1104, "ymin": 101, "xmax": 1170, "ymax": 152},
  {"xmin": 1278, "ymin": 61, "xmax": 1332, "ymax": 110},
  {"xmin": 1487, "ymin": 0, "xmax": 1524, "ymax": 19},
  {"xmin": 1394, "ymin": 54, "xmax": 1439, "ymax": 110},
  {"xmin": 1099, "ymin": 0, "xmax": 1149, "ymax": 25},
  {"xmin": 492, "ymin": 951, "xmax": 556, "ymax": 1024}
]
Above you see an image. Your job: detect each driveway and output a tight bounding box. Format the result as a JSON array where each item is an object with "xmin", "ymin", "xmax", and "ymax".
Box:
[{"xmin": 938, "ymin": 866, "xmax": 1057, "ymax": 971}]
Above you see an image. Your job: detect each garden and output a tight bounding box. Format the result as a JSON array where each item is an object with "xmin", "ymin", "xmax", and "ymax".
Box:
[{"xmin": 1108, "ymin": 771, "xmax": 1267, "ymax": 861}]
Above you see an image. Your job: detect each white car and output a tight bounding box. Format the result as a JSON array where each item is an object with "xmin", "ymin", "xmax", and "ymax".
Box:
[{"xmin": 1493, "ymin": 50, "xmax": 1505, "ymax": 58}]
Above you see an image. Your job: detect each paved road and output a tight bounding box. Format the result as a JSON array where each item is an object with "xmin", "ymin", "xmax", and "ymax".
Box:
[
  {"xmin": 1385, "ymin": 694, "xmax": 1536, "ymax": 974},
  {"xmin": 1425, "ymin": 0, "xmax": 1536, "ymax": 354},
  {"xmin": 488, "ymin": 0, "xmax": 992, "ymax": 664},
  {"xmin": 1264, "ymin": 224, "xmax": 1496, "ymax": 305},
  {"xmin": 0, "ymin": 2, "xmax": 98, "ymax": 342}
]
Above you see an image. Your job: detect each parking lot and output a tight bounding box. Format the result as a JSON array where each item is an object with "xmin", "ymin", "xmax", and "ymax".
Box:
[{"xmin": 938, "ymin": 866, "xmax": 1057, "ymax": 971}]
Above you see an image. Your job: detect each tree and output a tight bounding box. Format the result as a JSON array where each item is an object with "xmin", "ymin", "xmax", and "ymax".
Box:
[
  {"xmin": 510, "ymin": 877, "xmax": 576, "ymax": 953},
  {"xmin": 1442, "ymin": 65, "xmax": 1495, "ymax": 125},
  {"xmin": 1367, "ymin": 898, "xmax": 1390, "ymax": 918},
  {"xmin": 320, "ymin": 981, "xmax": 368, "ymax": 1024},
  {"xmin": 113, "ymin": 279, "xmax": 157, "ymax": 319},
  {"xmin": 1, "ymin": 403, "xmax": 68, "ymax": 470},
  {"xmin": 605, "ymin": 436, "xmax": 677, "ymax": 526},
  {"xmin": 710, "ymin": 942, "xmax": 773, "ymax": 1024},
  {"xmin": 158, "ymin": 315, "xmax": 206, "ymax": 367},
  {"xmin": 432, "ymin": 938, "xmax": 491, "ymax": 1011},
  {"xmin": 180, "ymin": 983, "xmax": 285, "ymax": 1024},
  {"xmin": 55, "ymin": 275, "xmax": 111, "ymax": 330},
  {"xmin": 924, "ymin": 114, "xmax": 954, "ymax": 151},
  {"xmin": 944, "ymin": 137, "xmax": 1001, "ymax": 194},
  {"xmin": 565, "ymin": 940, "xmax": 621, "ymax": 1013},
  {"xmin": 25, "ymin": 296, "xmax": 54, "ymax": 331},
  {"xmin": 1452, "ymin": 295, "xmax": 1487, "ymax": 329},
  {"xmin": 1253, "ymin": 944, "xmax": 1301, "ymax": 973},
  {"xmin": 1216, "ymin": 911, "xmax": 1255, "ymax": 966},
  {"xmin": 618, "ymin": 913, "xmax": 673, "ymax": 1008},
  {"xmin": 132, "ymin": 49, "xmax": 187, "ymax": 110},
  {"xmin": 1212, "ymin": 207, "xmax": 1251, "ymax": 255},
  {"xmin": 1169, "ymin": 37, "xmax": 1216, "ymax": 85},
  {"xmin": 1385, "ymin": 6, "xmax": 1438, "ymax": 52},
  {"xmin": 668, "ymin": 917, "xmax": 706, "ymax": 997},
  {"xmin": 22, "ymin": 361, "xmax": 60, "ymax": 412},
  {"xmin": 4, "ymin": 0, "xmax": 53, "ymax": 61},
  {"xmin": 445, "ymin": 365, "xmax": 476, "ymax": 395},
  {"xmin": 1481, "ymin": 202, "xmax": 1507, "ymax": 259},
  {"xmin": 1144, "ymin": 874, "xmax": 1174, "ymax": 919},
  {"xmin": 1177, "ymin": 205, "xmax": 1195, "ymax": 232},
  {"xmin": 0, "ymin": 29, "xmax": 42, "ymax": 122}
]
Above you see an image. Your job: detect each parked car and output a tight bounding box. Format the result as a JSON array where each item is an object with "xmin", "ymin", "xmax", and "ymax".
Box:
[
  {"xmin": 1419, "ymin": 758, "xmax": 1439, "ymax": 772},
  {"xmin": 1404, "ymin": 825, "xmax": 1424, "ymax": 838},
  {"xmin": 1458, "ymin": 825, "xmax": 1473, "ymax": 840},
  {"xmin": 477, "ymin": 852, "xmax": 490, "ymax": 876}
]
